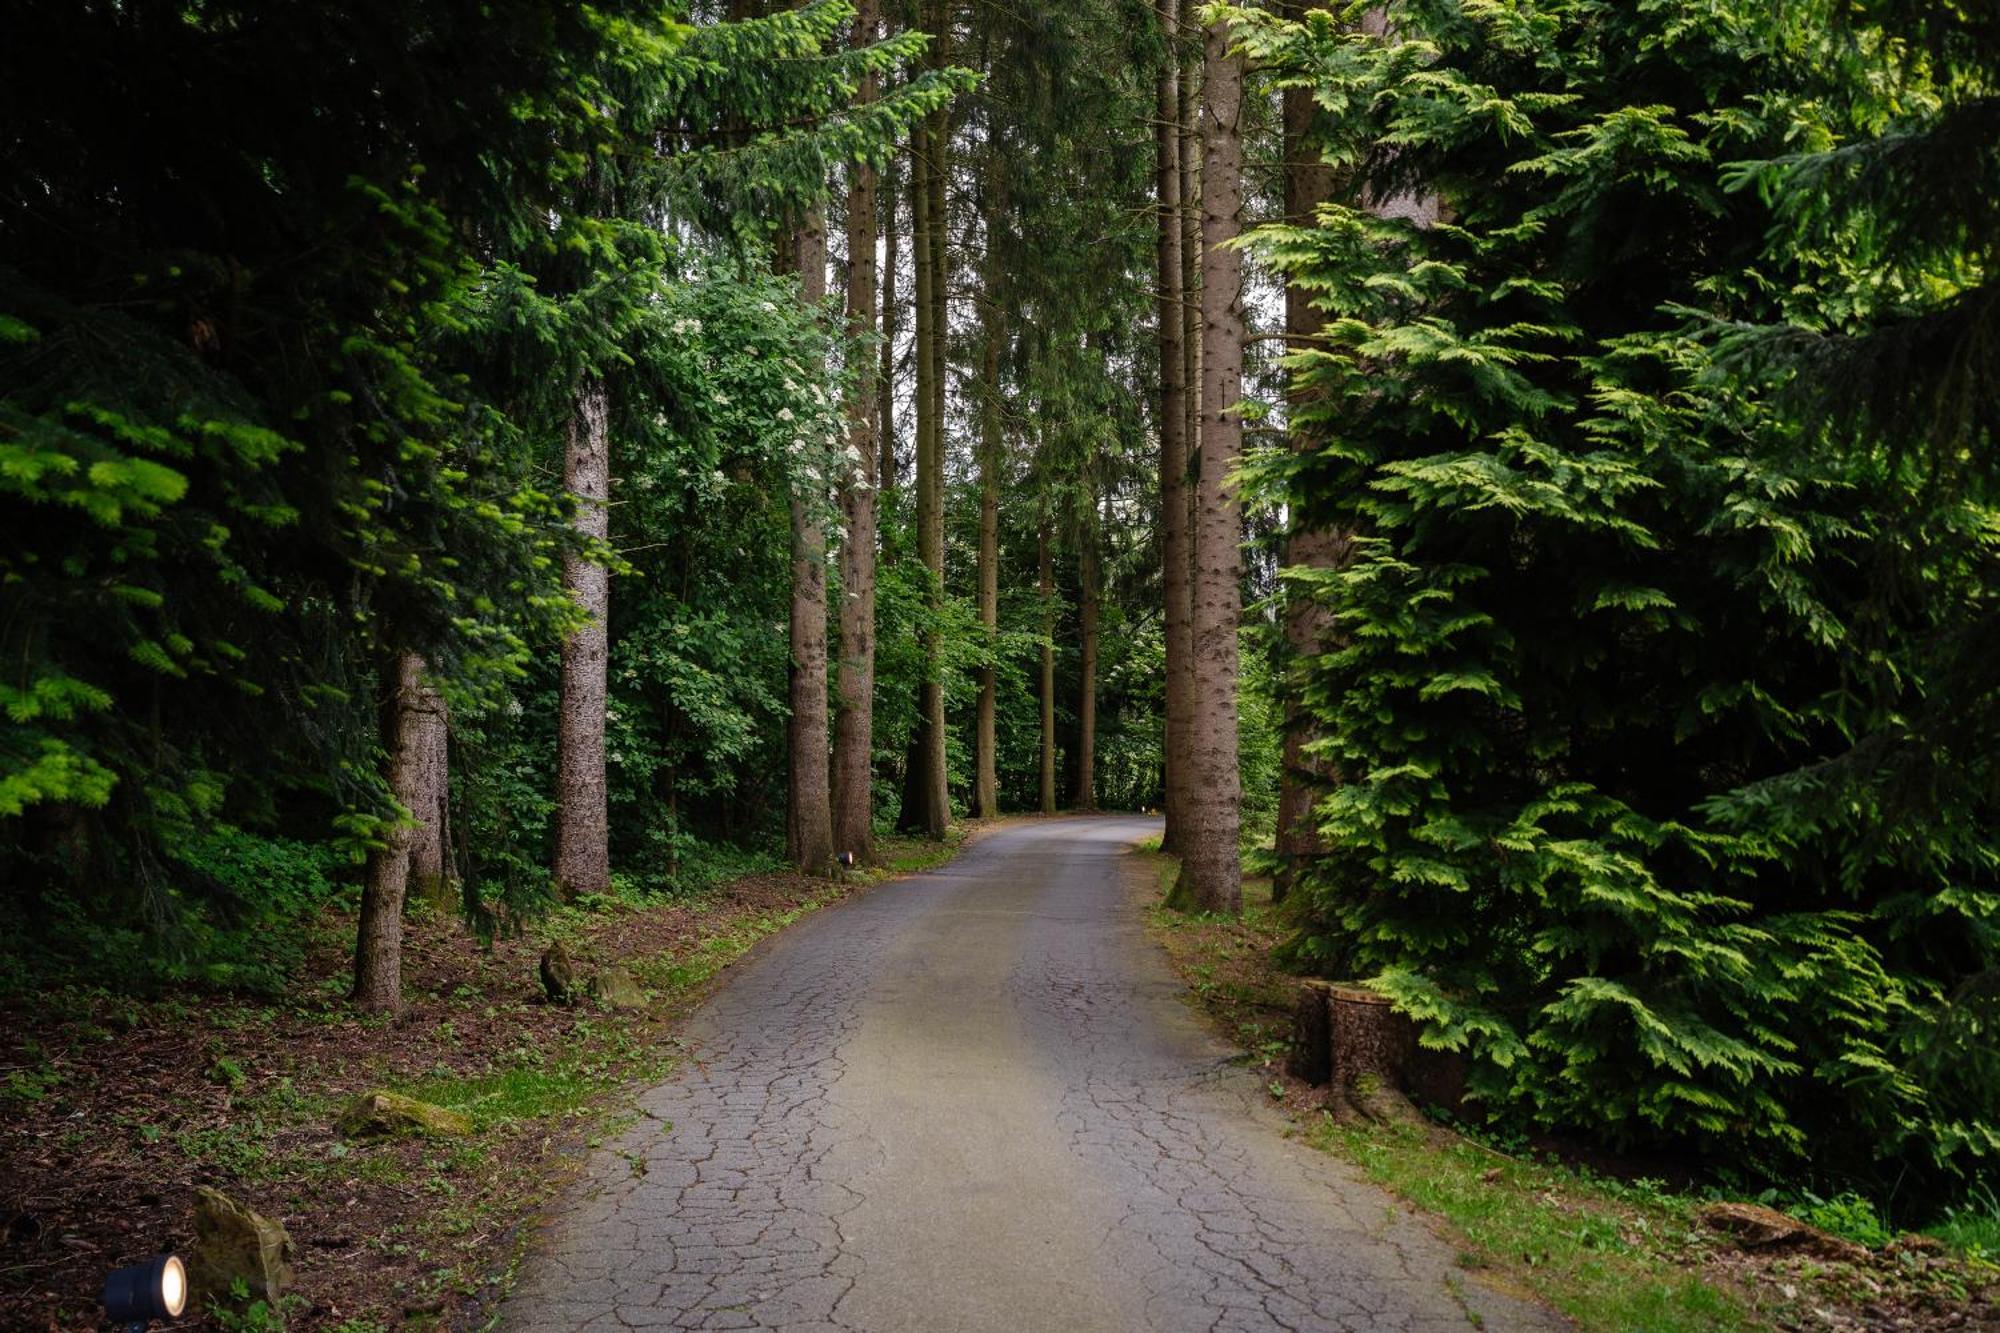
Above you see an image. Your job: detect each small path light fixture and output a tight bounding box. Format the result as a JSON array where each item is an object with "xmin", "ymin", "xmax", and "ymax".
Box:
[
  {"xmin": 101, "ymin": 1253, "xmax": 186, "ymax": 1331},
  {"xmin": 836, "ymin": 851, "xmax": 856, "ymax": 870}
]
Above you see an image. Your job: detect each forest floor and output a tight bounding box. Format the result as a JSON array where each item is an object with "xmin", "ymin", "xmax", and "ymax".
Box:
[
  {"xmin": 1134, "ymin": 844, "xmax": 2000, "ymax": 1333},
  {"xmin": 0, "ymin": 827, "xmax": 972, "ymax": 1332}
]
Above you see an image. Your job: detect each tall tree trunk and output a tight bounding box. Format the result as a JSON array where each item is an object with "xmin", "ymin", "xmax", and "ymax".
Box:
[
  {"xmin": 788, "ymin": 211, "xmax": 836, "ymax": 876},
  {"xmin": 899, "ymin": 98, "xmax": 935, "ymax": 836},
  {"xmin": 1174, "ymin": 38, "xmax": 1203, "ymax": 851},
  {"xmin": 879, "ymin": 152, "xmax": 900, "ymax": 502},
  {"xmin": 553, "ymin": 377, "xmax": 612, "ymax": 900},
  {"xmin": 354, "ymin": 651, "xmax": 426, "ymax": 1013},
  {"xmin": 1181, "ymin": 46, "xmax": 1202, "ymax": 512},
  {"xmin": 1038, "ymin": 516, "xmax": 1057, "ymax": 814},
  {"xmin": 973, "ymin": 180, "xmax": 1003, "ymax": 819},
  {"xmin": 1274, "ymin": 0, "xmax": 1342, "ymax": 902},
  {"xmin": 910, "ymin": 0, "xmax": 951, "ymax": 836},
  {"xmin": 834, "ymin": 0, "xmax": 882, "ymax": 863},
  {"xmin": 405, "ymin": 672, "xmax": 452, "ymax": 910},
  {"xmin": 1174, "ymin": 15, "xmax": 1245, "ymax": 914},
  {"xmin": 1076, "ymin": 492, "xmax": 1099, "ymax": 812},
  {"xmin": 1156, "ymin": 0, "xmax": 1194, "ymax": 848}
]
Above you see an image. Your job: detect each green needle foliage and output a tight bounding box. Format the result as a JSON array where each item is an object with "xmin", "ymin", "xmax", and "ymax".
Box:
[{"xmin": 1237, "ymin": 0, "xmax": 1997, "ymax": 1201}]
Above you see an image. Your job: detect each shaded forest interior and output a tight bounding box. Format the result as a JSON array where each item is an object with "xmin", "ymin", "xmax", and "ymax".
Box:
[{"xmin": 3, "ymin": 0, "xmax": 1996, "ymax": 1278}]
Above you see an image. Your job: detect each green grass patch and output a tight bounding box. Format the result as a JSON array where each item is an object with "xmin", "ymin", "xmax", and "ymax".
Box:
[
  {"xmin": 1932, "ymin": 1183, "xmax": 2000, "ymax": 1263},
  {"xmin": 1308, "ymin": 1115, "xmax": 1755, "ymax": 1331},
  {"xmin": 872, "ymin": 827, "xmax": 964, "ymax": 876},
  {"xmin": 399, "ymin": 1061, "xmax": 609, "ymax": 1131},
  {"xmin": 627, "ymin": 892, "xmax": 842, "ymax": 996}
]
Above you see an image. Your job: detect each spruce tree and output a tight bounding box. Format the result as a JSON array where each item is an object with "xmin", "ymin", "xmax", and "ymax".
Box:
[{"xmin": 1236, "ymin": 0, "xmax": 1998, "ymax": 1188}]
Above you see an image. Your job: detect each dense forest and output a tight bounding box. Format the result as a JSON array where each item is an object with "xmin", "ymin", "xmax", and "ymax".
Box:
[{"xmin": 4, "ymin": 0, "xmax": 1994, "ymax": 1265}]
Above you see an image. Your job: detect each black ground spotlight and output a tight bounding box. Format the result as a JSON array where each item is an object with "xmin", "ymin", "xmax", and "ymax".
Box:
[
  {"xmin": 836, "ymin": 851, "xmax": 856, "ymax": 870},
  {"xmin": 101, "ymin": 1253, "xmax": 186, "ymax": 1330}
]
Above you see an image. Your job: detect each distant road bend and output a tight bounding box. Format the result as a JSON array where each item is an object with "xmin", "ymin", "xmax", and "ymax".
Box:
[{"xmin": 502, "ymin": 816, "xmax": 1559, "ymax": 1333}]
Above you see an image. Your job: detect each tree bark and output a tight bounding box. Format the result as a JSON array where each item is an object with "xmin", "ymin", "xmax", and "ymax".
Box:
[
  {"xmin": 1181, "ymin": 43, "xmax": 1202, "ymax": 520},
  {"xmin": 554, "ymin": 376, "xmax": 612, "ymax": 900},
  {"xmin": 1273, "ymin": 0, "xmax": 1343, "ymax": 904},
  {"xmin": 1156, "ymin": 0, "xmax": 1194, "ymax": 849},
  {"xmin": 788, "ymin": 211, "xmax": 837, "ymax": 876},
  {"xmin": 899, "ymin": 101, "xmax": 938, "ymax": 837},
  {"xmin": 1038, "ymin": 516, "xmax": 1057, "ymax": 814},
  {"xmin": 1287, "ymin": 978, "xmax": 1336, "ymax": 1085},
  {"xmin": 909, "ymin": 0, "xmax": 951, "ymax": 837},
  {"xmin": 879, "ymin": 150, "xmax": 900, "ymax": 502},
  {"xmin": 973, "ymin": 179, "xmax": 1003, "ymax": 819},
  {"xmin": 1173, "ymin": 38, "xmax": 1203, "ymax": 850},
  {"xmin": 405, "ymin": 672, "xmax": 452, "ymax": 911},
  {"xmin": 1076, "ymin": 495, "xmax": 1099, "ymax": 812},
  {"xmin": 833, "ymin": 0, "xmax": 882, "ymax": 864},
  {"xmin": 1173, "ymin": 15, "xmax": 1245, "ymax": 914},
  {"xmin": 353, "ymin": 651, "xmax": 426, "ymax": 1014}
]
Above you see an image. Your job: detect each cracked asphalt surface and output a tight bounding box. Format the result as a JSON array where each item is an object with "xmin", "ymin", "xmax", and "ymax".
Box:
[{"xmin": 501, "ymin": 816, "xmax": 1561, "ymax": 1333}]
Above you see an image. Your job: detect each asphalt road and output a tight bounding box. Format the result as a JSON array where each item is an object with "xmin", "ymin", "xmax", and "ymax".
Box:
[{"xmin": 501, "ymin": 816, "xmax": 1559, "ymax": 1333}]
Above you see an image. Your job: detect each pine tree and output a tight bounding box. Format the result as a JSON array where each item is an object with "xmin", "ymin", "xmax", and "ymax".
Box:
[
  {"xmin": 554, "ymin": 378, "xmax": 615, "ymax": 899},
  {"xmin": 1155, "ymin": 0, "xmax": 1194, "ymax": 852},
  {"xmin": 1173, "ymin": 11, "xmax": 1247, "ymax": 914},
  {"xmin": 785, "ymin": 209, "xmax": 837, "ymax": 877},
  {"xmin": 1270, "ymin": 0, "xmax": 1341, "ymax": 904},
  {"xmin": 833, "ymin": 0, "xmax": 885, "ymax": 865}
]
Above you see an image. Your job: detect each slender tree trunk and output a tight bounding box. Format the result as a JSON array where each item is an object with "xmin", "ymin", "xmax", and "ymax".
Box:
[
  {"xmin": 1156, "ymin": 0, "xmax": 1194, "ymax": 846},
  {"xmin": 1173, "ymin": 41, "xmax": 1203, "ymax": 852},
  {"xmin": 1181, "ymin": 47, "xmax": 1202, "ymax": 510},
  {"xmin": 1274, "ymin": 1, "xmax": 1342, "ymax": 902},
  {"xmin": 899, "ymin": 102, "xmax": 932, "ymax": 835},
  {"xmin": 787, "ymin": 211, "xmax": 837, "ymax": 876},
  {"xmin": 1076, "ymin": 494, "xmax": 1099, "ymax": 812},
  {"xmin": 901, "ymin": 76, "xmax": 943, "ymax": 837},
  {"xmin": 405, "ymin": 672, "xmax": 452, "ymax": 910},
  {"xmin": 973, "ymin": 181, "xmax": 1003, "ymax": 819},
  {"xmin": 833, "ymin": 0, "xmax": 882, "ymax": 863},
  {"xmin": 553, "ymin": 377, "xmax": 612, "ymax": 900},
  {"xmin": 1038, "ymin": 516, "xmax": 1057, "ymax": 814},
  {"xmin": 910, "ymin": 0, "xmax": 951, "ymax": 836},
  {"xmin": 879, "ymin": 151, "xmax": 900, "ymax": 503},
  {"xmin": 354, "ymin": 651, "xmax": 427, "ymax": 1013},
  {"xmin": 1174, "ymin": 15, "xmax": 1245, "ymax": 914}
]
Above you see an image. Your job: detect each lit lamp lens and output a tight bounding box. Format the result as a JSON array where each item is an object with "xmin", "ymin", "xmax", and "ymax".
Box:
[
  {"xmin": 101, "ymin": 1253, "xmax": 187, "ymax": 1322},
  {"xmin": 160, "ymin": 1254, "xmax": 186, "ymax": 1317}
]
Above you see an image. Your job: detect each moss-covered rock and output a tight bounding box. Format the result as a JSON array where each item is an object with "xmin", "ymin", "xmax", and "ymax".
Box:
[
  {"xmin": 336, "ymin": 1089, "xmax": 474, "ymax": 1138},
  {"xmin": 189, "ymin": 1186, "xmax": 294, "ymax": 1320},
  {"xmin": 590, "ymin": 965, "xmax": 646, "ymax": 1009}
]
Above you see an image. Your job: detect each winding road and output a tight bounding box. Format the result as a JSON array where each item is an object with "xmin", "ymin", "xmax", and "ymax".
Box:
[{"xmin": 501, "ymin": 816, "xmax": 1559, "ymax": 1333}]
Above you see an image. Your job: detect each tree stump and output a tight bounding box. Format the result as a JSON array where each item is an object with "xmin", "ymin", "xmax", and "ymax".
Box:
[
  {"xmin": 1288, "ymin": 980, "xmax": 1429, "ymax": 1122},
  {"xmin": 1328, "ymin": 984, "xmax": 1422, "ymax": 1122},
  {"xmin": 1287, "ymin": 980, "xmax": 1336, "ymax": 1084},
  {"xmin": 1327, "ymin": 985, "xmax": 1411, "ymax": 1085}
]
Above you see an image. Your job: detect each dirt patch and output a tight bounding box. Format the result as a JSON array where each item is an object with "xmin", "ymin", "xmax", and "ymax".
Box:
[
  {"xmin": 0, "ymin": 849, "xmax": 943, "ymax": 1331},
  {"xmin": 1131, "ymin": 847, "xmax": 2000, "ymax": 1332}
]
